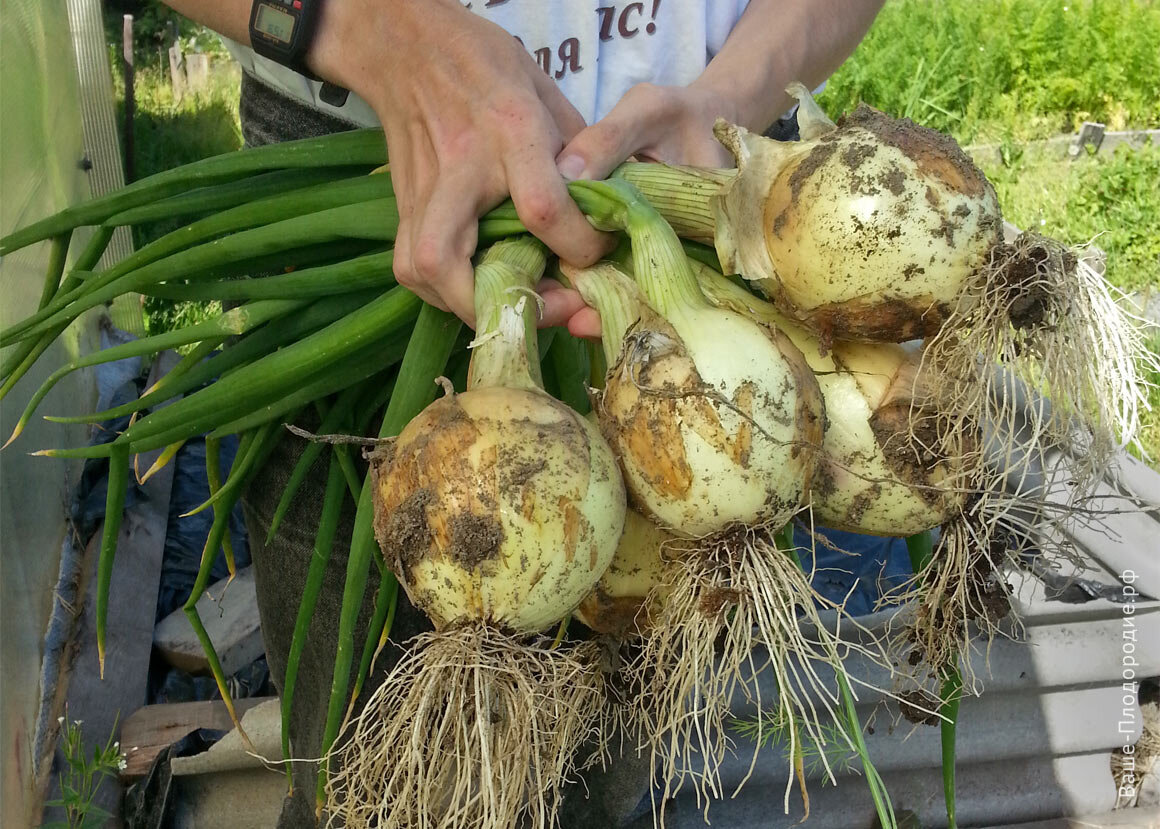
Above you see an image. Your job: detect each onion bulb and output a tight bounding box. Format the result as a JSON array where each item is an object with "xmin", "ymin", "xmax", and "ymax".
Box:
[
  {"xmin": 328, "ymin": 237, "xmax": 626, "ymax": 829},
  {"xmin": 571, "ymin": 178, "xmax": 824, "ymax": 536},
  {"xmin": 574, "ymin": 503, "xmax": 671, "ymax": 638},
  {"xmin": 693, "ymin": 262, "xmax": 967, "ymax": 536},
  {"xmin": 712, "ymin": 83, "xmax": 1003, "ymax": 343}
]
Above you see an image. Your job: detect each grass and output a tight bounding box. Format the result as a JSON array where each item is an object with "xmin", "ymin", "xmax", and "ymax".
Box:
[
  {"xmin": 109, "ymin": 57, "xmax": 241, "ymax": 340},
  {"xmin": 117, "ymin": 62, "xmax": 242, "ymax": 191},
  {"xmin": 821, "ymin": 0, "xmax": 1160, "ymax": 144},
  {"xmin": 979, "ymin": 141, "xmax": 1160, "ymax": 293}
]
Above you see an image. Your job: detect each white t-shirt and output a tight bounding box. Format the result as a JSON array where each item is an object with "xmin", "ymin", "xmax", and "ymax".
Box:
[{"xmin": 226, "ymin": 0, "xmax": 752, "ymax": 127}]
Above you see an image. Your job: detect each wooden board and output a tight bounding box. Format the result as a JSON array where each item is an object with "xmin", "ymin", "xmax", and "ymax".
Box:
[
  {"xmin": 119, "ymin": 698, "xmax": 274, "ymax": 781},
  {"xmin": 40, "ymin": 352, "xmax": 180, "ymax": 822}
]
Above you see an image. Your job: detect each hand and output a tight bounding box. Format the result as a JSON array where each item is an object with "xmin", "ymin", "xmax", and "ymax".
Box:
[
  {"xmin": 543, "ymin": 83, "xmax": 737, "ymax": 338},
  {"xmin": 311, "ymin": 0, "xmax": 610, "ymax": 327}
]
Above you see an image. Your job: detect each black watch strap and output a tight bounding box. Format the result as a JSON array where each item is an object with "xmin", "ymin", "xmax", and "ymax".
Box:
[{"xmin": 248, "ymin": 0, "xmax": 324, "ymax": 81}]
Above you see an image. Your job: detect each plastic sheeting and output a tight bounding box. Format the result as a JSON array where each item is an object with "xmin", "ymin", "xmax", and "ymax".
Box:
[{"xmin": 0, "ymin": 1, "xmax": 103, "ymax": 825}]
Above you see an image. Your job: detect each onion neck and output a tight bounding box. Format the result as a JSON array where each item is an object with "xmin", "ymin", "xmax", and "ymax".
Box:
[
  {"xmin": 693, "ymin": 260, "xmax": 784, "ymax": 324},
  {"xmin": 564, "ymin": 262, "xmax": 643, "ymax": 367},
  {"xmin": 467, "ymin": 236, "xmax": 547, "ymax": 391},
  {"xmin": 612, "ymin": 163, "xmax": 734, "ymax": 245},
  {"xmin": 569, "ymin": 179, "xmax": 711, "ymax": 324}
]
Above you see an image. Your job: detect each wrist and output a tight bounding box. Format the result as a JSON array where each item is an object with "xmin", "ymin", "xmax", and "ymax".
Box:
[
  {"xmin": 309, "ymin": 0, "xmax": 464, "ymax": 91},
  {"xmin": 308, "ymin": 0, "xmax": 364, "ymax": 87},
  {"xmin": 690, "ymin": 72, "xmax": 789, "ymax": 134}
]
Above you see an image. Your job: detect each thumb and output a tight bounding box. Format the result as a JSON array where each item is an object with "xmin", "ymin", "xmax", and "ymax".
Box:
[{"xmin": 556, "ymin": 92, "xmax": 660, "ymax": 181}]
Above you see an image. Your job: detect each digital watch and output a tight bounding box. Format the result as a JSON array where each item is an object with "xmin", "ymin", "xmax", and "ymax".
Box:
[
  {"xmin": 248, "ymin": 0, "xmax": 324, "ymax": 80},
  {"xmin": 249, "ymin": 0, "xmax": 349, "ymax": 105}
]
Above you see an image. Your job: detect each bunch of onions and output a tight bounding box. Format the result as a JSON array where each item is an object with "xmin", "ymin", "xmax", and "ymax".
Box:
[
  {"xmin": 558, "ymin": 207, "xmax": 885, "ymax": 811},
  {"xmin": 617, "ymin": 83, "xmax": 1156, "ymax": 501},
  {"xmin": 326, "ymin": 237, "xmax": 626, "ymax": 829},
  {"xmin": 689, "ymin": 261, "xmax": 1014, "ymax": 684},
  {"xmin": 5, "ymin": 87, "xmax": 1156, "ymax": 826},
  {"xmin": 614, "ymin": 84, "xmax": 1159, "ymax": 685}
]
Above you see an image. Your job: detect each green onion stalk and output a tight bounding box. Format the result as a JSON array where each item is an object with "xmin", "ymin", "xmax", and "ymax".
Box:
[
  {"xmin": 557, "ymin": 207, "xmax": 887, "ymax": 819},
  {"xmin": 324, "ymin": 237, "xmax": 626, "ymax": 829},
  {"xmin": 907, "ymin": 530, "xmax": 961, "ymax": 829}
]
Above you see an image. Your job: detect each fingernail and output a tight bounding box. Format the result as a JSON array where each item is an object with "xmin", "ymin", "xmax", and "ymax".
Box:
[{"xmin": 557, "ymin": 154, "xmax": 586, "ymax": 181}]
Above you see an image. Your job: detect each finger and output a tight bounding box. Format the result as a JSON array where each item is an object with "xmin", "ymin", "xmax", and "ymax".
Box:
[
  {"xmin": 537, "ymin": 284, "xmax": 589, "ymax": 329},
  {"xmin": 386, "ymin": 122, "xmax": 428, "ymax": 296},
  {"xmin": 566, "ymin": 306, "xmax": 603, "ymax": 340},
  {"xmin": 556, "ymin": 84, "xmax": 668, "ymax": 181},
  {"xmin": 409, "ymin": 173, "xmax": 484, "ymax": 327},
  {"xmin": 504, "ymin": 137, "xmax": 611, "ymax": 267},
  {"xmin": 405, "ymin": 282, "xmax": 452, "ymax": 313},
  {"xmin": 388, "ymin": 177, "xmax": 415, "ymax": 293}
]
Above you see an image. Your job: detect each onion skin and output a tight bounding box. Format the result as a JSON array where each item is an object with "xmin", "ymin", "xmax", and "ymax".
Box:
[
  {"xmin": 714, "ymin": 86, "xmax": 1003, "ymax": 343},
  {"xmin": 693, "ymin": 264, "xmax": 965, "ymax": 535},
  {"xmin": 372, "ymin": 385, "xmax": 625, "ymax": 633},
  {"xmin": 813, "ymin": 344, "xmax": 965, "ymax": 535},
  {"xmin": 596, "ymin": 305, "xmax": 824, "ymax": 537},
  {"xmin": 574, "ymin": 507, "xmax": 671, "ymax": 637}
]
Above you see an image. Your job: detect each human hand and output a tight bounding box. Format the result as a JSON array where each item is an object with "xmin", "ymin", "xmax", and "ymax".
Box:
[
  {"xmin": 543, "ymin": 83, "xmax": 737, "ymax": 338},
  {"xmin": 311, "ymin": 0, "xmax": 610, "ymax": 326}
]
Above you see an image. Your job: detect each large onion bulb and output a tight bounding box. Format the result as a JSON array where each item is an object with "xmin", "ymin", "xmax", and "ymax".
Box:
[
  {"xmin": 570, "ymin": 180, "xmax": 824, "ymax": 538},
  {"xmin": 574, "ymin": 506, "xmax": 671, "ymax": 636},
  {"xmin": 714, "ymin": 83, "xmax": 1003, "ymax": 342},
  {"xmin": 372, "ymin": 382, "xmax": 624, "ymax": 632},
  {"xmin": 332, "ymin": 239, "xmax": 625, "ymax": 829}
]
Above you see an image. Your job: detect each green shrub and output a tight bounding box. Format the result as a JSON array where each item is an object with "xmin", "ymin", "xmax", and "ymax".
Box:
[{"xmin": 822, "ymin": 0, "xmax": 1160, "ymax": 143}]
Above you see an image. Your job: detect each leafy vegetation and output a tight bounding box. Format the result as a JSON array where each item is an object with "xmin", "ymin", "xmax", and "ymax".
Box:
[
  {"xmin": 821, "ymin": 0, "xmax": 1160, "ymax": 144},
  {"xmin": 42, "ymin": 716, "xmax": 126, "ymax": 829},
  {"xmin": 980, "ymin": 141, "xmax": 1160, "ymax": 293}
]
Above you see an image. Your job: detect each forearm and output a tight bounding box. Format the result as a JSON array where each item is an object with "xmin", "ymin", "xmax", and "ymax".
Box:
[
  {"xmin": 158, "ymin": 0, "xmax": 426, "ymax": 90},
  {"xmin": 693, "ymin": 0, "xmax": 884, "ymax": 132},
  {"xmin": 161, "ymin": 0, "xmax": 253, "ymax": 47}
]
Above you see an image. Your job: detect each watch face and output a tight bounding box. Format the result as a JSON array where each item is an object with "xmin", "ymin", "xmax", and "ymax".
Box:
[{"xmin": 255, "ymin": 3, "xmax": 295, "ymax": 44}]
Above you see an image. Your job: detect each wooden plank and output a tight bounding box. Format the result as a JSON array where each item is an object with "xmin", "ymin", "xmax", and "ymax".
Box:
[
  {"xmin": 966, "ymin": 129, "xmax": 1160, "ymax": 167},
  {"xmin": 119, "ymin": 698, "xmax": 274, "ymax": 780},
  {"xmin": 186, "ymin": 53, "xmax": 209, "ymax": 94},
  {"xmin": 168, "ymin": 43, "xmax": 186, "ymax": 102},
  {"xmin": 40, "ymin": 352, "xmax": 181, "ymax": 824}
]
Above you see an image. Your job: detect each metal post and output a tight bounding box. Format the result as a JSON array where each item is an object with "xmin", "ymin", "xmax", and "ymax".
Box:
[{"xmin": 122, "ymin": 14, "xmax": 134, "ymax": 182}]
